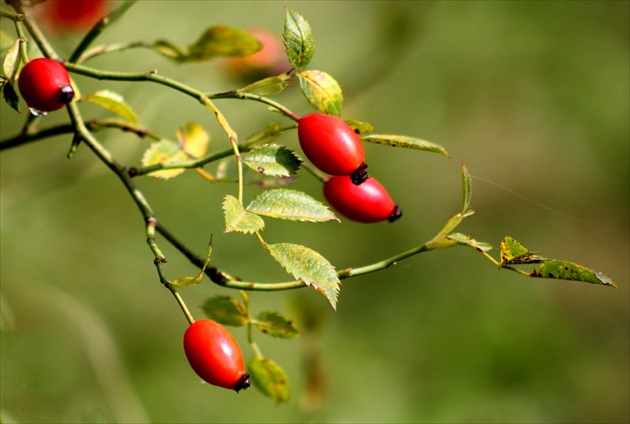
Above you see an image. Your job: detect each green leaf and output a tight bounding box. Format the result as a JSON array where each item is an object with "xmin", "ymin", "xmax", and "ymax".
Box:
[
  {"xmin": 242, "ymin": 145, "xmax": 302, "ymax": 177},
  {"xmin": 201, "ymin": 295, "xmax": 248, "ymax": 326},
  {"xmin": 445, "ymin": 233, "xmax": 493, "ymax": 252},
  {"xmin": 3, "ymin": 39, "xmax": 21, "ymax": 84},
  {"xmin": 267, "ymin": 243, "xmax": 340, "ymax": 309},
  {"xmin": 186, "ymin": 26, "xmax": 262, "ymax": 61},
  {"xmin": 283, "ymin": 8, "xmax": 315, "ymax": 70},
  {"xmin": 248, "ymin": 357, "xmax": 290, "ymax": 404},
  {"xmin": 141, "ymin": 139, "xmax": 189, "ymax": 179},
  {"xmin": 177, "ymin": 122, "xmax": 209, "ymax": 158},
  {"xmin": 298, "ymin": 70, "xmax": 343, "ymax": 116},
  {"xmin": 81, "ymin": 90, "xmax": 138, "ymax": 125},
  {"xmin": 169, "ymin": 238, "xmax": 213, "ymax": 287},
  {"xmin": 361, "ymin": 135, "xmax": 449, "ymax": 158},
  {"xmin": 530, "ymin": 260, "xmax": 617, "ymax": 288},
  {"xmin": 461, "ymin": 161, "xmax": 472, "ymax": 213},
  {"xmin": 247, "ymin": 189, "xmax": 338, "ymax": 222},
  {"xmin": 222, "ymin": 195, "xmax": 265, "ymax": 234},
  {"xmin": 345, "ymin": 119, "xmax": 374, "ymax": 135},
  {"xmin": 254, "ymin": 311, "xmax": 300, "ymax": 339},
  {"xmin": 499, "ymin": 236, "xmax": 545, "ymax": 265},
  {"xmin": 150, "ymin": 39, "xmax": 186, "ymax": 61},
  {"xmin": 239, "ymin": 73, "xmax": 293, "ymax": 96},
  {"xmin": 2, "ymin": 79, "xmax": 20, "ymax": 113},
  {"xmin": 244, "ymin": 122, "xmax": 284, "ymax": 145}
]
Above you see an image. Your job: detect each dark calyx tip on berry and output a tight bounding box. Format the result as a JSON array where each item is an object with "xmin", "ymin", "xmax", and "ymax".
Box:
[
  {"xmin": 58, "ymin": 85, "xmax": 75, "ymax": 104},
  {"xmin": 350, "ymin": 162, "xmax": 369, "ymax": 185},
  {"xmin": 388, "ymin": 205, "xmax": 403, "ymax": 223},
  {"xmin": 234, "ymin": 373, "xmax": 251, "ymax": 393}
]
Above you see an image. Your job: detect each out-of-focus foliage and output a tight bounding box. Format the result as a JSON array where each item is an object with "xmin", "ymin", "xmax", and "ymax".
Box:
[{"xmin": 1, "ymin": 1, "xmax": 627, "ymax": 423}]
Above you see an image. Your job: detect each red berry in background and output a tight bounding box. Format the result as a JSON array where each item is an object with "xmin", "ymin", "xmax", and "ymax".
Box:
[
  {"xmin": 183, "ymin": 319, "xmax": 251, "ymax": 392},
  {"xmin": 298, "ymin": 113, "xmax": 368, "ymax": 185},
  {"xmin": 224, "ymin": 28, "xmax": 291, "ymax": 81},
  {"xmin": 18, "ymin": 58, "xmax": 75, "ymax": 113},
  {"xmin": 36, "ymin": 0, "xmax": 109, "ymax": 32},
  {"xmin": 323, "ymin": 175, "xmax": 402, "ymax": 223}
]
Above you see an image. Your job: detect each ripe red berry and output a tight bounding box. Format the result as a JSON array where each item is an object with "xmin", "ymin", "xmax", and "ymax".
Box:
[
  {"xmin": 298, "ymin": 113, "xmax": 368, "ymax": 185},
  {"xmin": 183, "ymin": 319, "xmax": 251, "ymax": 392},
  {"xmin": 18, "ymin": 58, "xmax": 75, "ymax": 113},
  {"xmin": 323, "ymin": 175, "xmax": 402, "ymax": 223},
  {"xmin": 36, "ymin": 0, "xmax": 109, "ymax": 32}
]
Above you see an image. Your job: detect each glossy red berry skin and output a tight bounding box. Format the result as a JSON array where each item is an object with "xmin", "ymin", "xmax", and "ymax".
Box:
[
  {"xmin": 183, "ymin": 319, "xmax": 250, "ymax": 392},
  {"xmin": 18, "ymin": 58, "xmax": 74, "ymax": 113},
  {"xmin": 298, "ymin": 113, "xmax": 368, "ymax": 184},
  {"xmin": 324, "ymin": 175, "xmax": 402, "ymax": 223}
]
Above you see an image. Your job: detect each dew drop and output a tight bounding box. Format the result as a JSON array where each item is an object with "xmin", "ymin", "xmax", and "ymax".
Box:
[{"xmin": 28, "ymin": 107, "xmax": 48, "ymax": 117}]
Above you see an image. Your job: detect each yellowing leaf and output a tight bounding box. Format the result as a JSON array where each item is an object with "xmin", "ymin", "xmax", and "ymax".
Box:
[
  {"xmin": 141, "ymin": 139, "xmax": 188, "ymax": 179},
  {"xmin": 248, "ymin": 357, "xmax": 290, "ymax": 404},
  {"xmin": 177, "ymin": 122, "xmax": 209, "ymax": 158},
  {"xmin": 283, "ymin": 8, "xmax": 315, "ymax": 70},
  {"xmin": 81, "ymin": 90, "xmax": 138, "ymax": 125},
  {"xmin": 222, "ymin": 195, "xmax": 265, "ymax": 234},
  {"xmin": 298, "ymin": 70, "xmax": 343, "ymax": 116}
]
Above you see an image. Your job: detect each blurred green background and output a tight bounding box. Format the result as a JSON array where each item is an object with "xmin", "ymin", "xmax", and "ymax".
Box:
[{"xmin": 1, "ymin": 1, "xmax": 628, "ymax": 422}]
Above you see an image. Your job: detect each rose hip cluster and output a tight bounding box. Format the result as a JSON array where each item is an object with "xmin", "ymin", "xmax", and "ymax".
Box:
[{"xmin": 297, "ymin": 113, "xmax": 402, "ymax": 223}]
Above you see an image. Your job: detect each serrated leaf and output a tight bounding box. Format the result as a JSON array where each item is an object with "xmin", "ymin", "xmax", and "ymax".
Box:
[
  {"xmin": 267, "ymin": 243, "xmax": 340, "ymax": 309},
  {"xmin": 201, "ymin": 295, "xmax": 248, "ymax": 326},
  {"xmin": 247, "ymin": 189, "xmax": 338, "ymax": 222},
  {"xmin": 298, "ymin": 70, "xmax": 343, "ymax": 116},
  {"xmin": 170, "ymin": 238, "xmax": 213, "ymax": 287},
  {"xmin": 462, "ymin": 162, "xmax": 472, "ymax": 213},
  {"xmin": 244, "ymin": 122, "xmax": 283, "ymax": 145},
  {"xmin": 81, "ymin": 90, "xmax": 138, "ymax": 125},
  {"xmin": 177, "ymin": 122, "xmax": 209, "ymax": 158},
  {"xmin": 530, "ymin": 260, "xmax": 617, "ymax": 288},
  {"xmin": 222, "ymin": 195, "xmax": 265, "ymax": 234},
  {"xmin": 361, "ymin": 135, "xmax": 449, "ymax": 158},
  {"xmin": 242, "ymin": 145, "xmax": 301, "ymax": 177},
  {"xmin": 186, "ymin": 26, "xmax": 262, "ymax": 61},
  {"xmin": 500, "ymin": 236, "xmax": 545, "ymax": 265},
  {"xmin": 3, "ymin": 39, "xmax": 21, "ymax": 84},
  {"xmin": 254, "ymin": 311, "xmax": 300, "ymax": 339},
  {"xmin": 141, "ymin": 139, "xmax": 189, "ymax": 179},
  {"xmin": 248, "ymin": 357, "xmax": 290, "ymax": 404},
  {"xmin": 239, "ymin": 74, "xmax": 293, "ymax": 96},
  {"xmin": 3, "ymin": 80, "xmax": 20, "ymax": 113},
  {"xmin": 283, "ymin": 8, "xmax": 315, "ymax": 70},
  {"xmin": 346, "ymin": 119, "xmax": 374, "ymax": 135}
]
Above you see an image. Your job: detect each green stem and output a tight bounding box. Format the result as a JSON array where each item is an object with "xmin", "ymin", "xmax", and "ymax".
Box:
[
  {"xmin": 166, "ymin": 284, "xmax": 195, "ymax": 325},
  {"xmin": 69, "ymin": 0, "xmax": 138, "ymax": 63},
  {"xmin": 210, "ymin": 90, "xmax": 301, "ymax": 122},
  {"xmin": 8, "ymin": 4, "xmax": 57, "ymax": 59}
]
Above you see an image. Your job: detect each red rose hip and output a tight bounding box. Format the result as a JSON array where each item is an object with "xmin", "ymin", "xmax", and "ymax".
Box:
[
  {"xmin": 18, "ymin": 58, "xmax": 75, "ymax": 113},
  {"xmin": 324, "ymin": 175, "xmax": 402, "ymax": 223},
  {"xmin": 298, "ymin": 113, "xmax": 368, "ymax": 184},
  {"xmin": 183, "ymin": 319, "xmax": 250, "ymax": 392}
]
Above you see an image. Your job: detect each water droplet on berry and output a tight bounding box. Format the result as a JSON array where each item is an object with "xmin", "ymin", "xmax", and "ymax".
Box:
[{"xmin": 28, "ymin": 107, "xmax": 48, "ymax": 117}]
